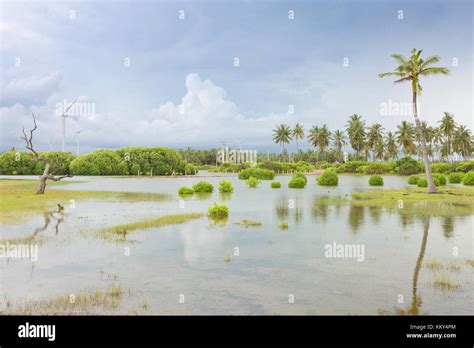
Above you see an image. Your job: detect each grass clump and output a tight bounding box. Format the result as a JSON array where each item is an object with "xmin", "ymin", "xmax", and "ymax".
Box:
[
  {"xmin": 433, "ymin": 275, "xmax": 460, "ymax": 291},
  {"xmin": 246, "ymin": 176, "xmax": 261, "ymax": 188},
  {"xmin": 178, "ymin": 186, "xmax": 194, "ymax": 195},
  {"xmin": 241, "ymin": 219, "xmax": 262, "ymax": 227},
  {"xmin": 218, "ymin": 180, "xmax": 233, "ymax": 193},
  {"xmin": 425, "ymin": 259, "xmax": 443, "ymax": 270},
  {"xmin": 288, "ymin": 172, "xmax": 307, "ymax": 188},
  {"xmin": 448, "ymin": 172, "xmax": 465, "ymax": 184},
  {"xmin": 101, "ymin": 213, "xmax": 203, "ymax": 237},
  {"xmin": 279, "ymin": 222, "xmax": 288, "ymax": 230},
  {"xmin": 192, "ymin": 181, "xmax": 214, "ymax": 193},
  {"xmin": 208, "ymin": 203, "xmax": 229, "ymax": 220},
  {"xmin": 408, "ymin": 175, "xmax": 420, "ymax": 185},
  {"xmin": 369, "ymin": 174, "xmax": 384, "ymax": 186},
  {"xmin": 462, "ymin": 171, "xmax": 474, "ymax": 186},
  {"xmin": 238, "ymin": 168, "xmax": 275, "ymax": 180},
  {"xmin": 271, "ymin": 181, "xmax": 281, "ymax": 188},
  {"xmin": 317, "ymin": 169, "xmax": 338, "ymax": 186}
]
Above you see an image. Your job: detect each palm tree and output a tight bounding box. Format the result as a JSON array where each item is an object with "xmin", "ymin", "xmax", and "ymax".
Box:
[
  {"xmin": 438, "ymin": 112, "xmax": 457, "ymax": 162},
  {"xmin": 374, "ymin": 138, "xmax": 385, "ymax": 161},
  {"xmin": 345, "ymin": 114, "xmax": 366, "ymax": 159},
  {"xmin": 379, "ymin": 48, "xmax": 449, "ymax": 193},
  {"xmin": 453, "ymin": 125, "xmax": 473, "ymax": 159},
  {"xmin": 367, "ymin": 123, "xmax": 384, "ymax": 161},
  {"xmin": 396, "ymin": 121, "xmax": 416, "ymax": 155},
  {"xmin": 272, "ymin": 124, "xmax": 292, "ymax": 152},
  {"xmin": 416, "ymin": 122, "xmax": 436, "ymax": 160},
  {"xmin": 308, "ymin": 125, "xmax": 331, "ymax": 161},
  {"xmin": 384, "ymin": 131, "xmax": 398, "ymax": 160},
  {"xmin": 292, "ymin": 123, "xmax": 305, "ymax": 151},
  {"xmin": 332, "ymin": 129, "xmax": 346, "ymax": 162}
]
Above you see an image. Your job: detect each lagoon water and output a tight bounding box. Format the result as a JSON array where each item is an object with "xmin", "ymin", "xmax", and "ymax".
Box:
[{"xmin": 1, "ymin": 173, "xmax": 472, "ymax": 314}]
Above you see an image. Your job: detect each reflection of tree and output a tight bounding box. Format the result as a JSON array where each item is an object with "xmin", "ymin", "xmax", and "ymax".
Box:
[
  {"xmin": 348, "ymin": 206, "xmax": 364, "ymax": 233},
  {"xmin": 311, "ymin": 197, "xmax": 329, "ymax": 222},
  {"xmin": 276, "ymin": 197, "xmax": 289, "ymax": 219},
  {"xmin": 379, "ymin": 216, "xmax": 430, "ymax": 315},
  {"xmin": 399, "ymin": 213, "xmax": 415, "ymax": 229},
  {"xmin": 441, "ymin": 216, "xmax": 454, "ymax": 239},
  {"xmin": 368, "ymin": 206, "xmax": 382, "ymax": 224}
]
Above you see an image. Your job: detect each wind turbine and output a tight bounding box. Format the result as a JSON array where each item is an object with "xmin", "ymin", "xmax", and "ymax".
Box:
[
  {"xmin": 74, "ymin": 129, "xmax": 87, "ymax": 155},
  {"xmin": 60, "ymin": 97, "xmax": 78, "ymax": 152}
]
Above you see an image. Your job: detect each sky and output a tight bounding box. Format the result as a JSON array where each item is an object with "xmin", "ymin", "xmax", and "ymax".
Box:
[{"xmin": 0, "ymin": 0, "xmax": 472, "ymax": 153}]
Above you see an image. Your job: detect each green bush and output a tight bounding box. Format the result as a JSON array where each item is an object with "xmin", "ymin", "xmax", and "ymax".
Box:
[
  {"xmin": 462, "ymin": 171, "xmax": 474, "ymax": 186},
  {"xmin": 246, "ymin": 176, "xmax": 261, "ymax": 188},
  {"xmin": 455, "ymin": 161, "xmax": 474, "ymax": 173},
  {"xmin": 317, "ymin": 169, "xmax": 339, "ymax": 186},
  {"xmin": 408, "ymin": 175, "xmax": 420, "ymax": 185},
  {"xmin": 335, "ymin": 161, "xmax": 368, "ymax": 173},
  {"xmin": 432, "ymin": 173, "xmax": 447, "ymax": 186},
  {"xmin": 395, "ymin": 157, "xmax": 423, "ymax": 175},
  {"xmin": 116, "ymin": 147, "xmax": 189, "ymax": 175},
  {"xmin": 364, "ymin": 162, "xmax": 394, "ymax": 174},
  {"xmin": 430, "ymin": 162, "xmax": 454, "ymax": 174},
  {"xmin": 368, "ymin": 174, "xmax": 384, "ymax": 186},
  {"xmin": 192, "ymin": 181, "xmax": 214, "ymax": 193},
  {"xmin": 178, "ymin": 187, "xmax": 194, "ymax": 195},
  {"xmin": 288, "ymin": 172, "xmax": 307, "ymax": 188},
  {"xmin": 295, "ymin": 161, "xmax": 314, "ymax": 173},
  {"xmin": 0, "ymin": 151, "xmax": 74, "ymax": 175},
  {"xmin": 257, "ymin": 161, "xmax": 284, "ymax": 172},
  {"xmin": 218, "ymin": 180, "xmax": 233, "ymax": 193},
  {"xmin": 70, "ymin": 150, "xmax": 128, "ymax": 175},
  {"xmin": 238, "ymin": 168, "xmax": 275, "ymax": 180},
  {"xmin": 208, "ymin": 203, "xmax": 229, "ymax": 219},
  {"xmin": 417, "ymin": 178, "xmax": 428, "ymax": 187},
  {"xmin": 271, "ymin": 181, "xmax": 281, "ymax": 188},
  {"xmin": 448, "ymin": 172, "xmax": 465, "ymax": 184}
]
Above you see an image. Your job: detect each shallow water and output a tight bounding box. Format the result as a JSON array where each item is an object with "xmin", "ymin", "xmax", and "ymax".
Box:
[{"xmin": 0, "ymin": 174, "xmax": 472, "ymax": 314}]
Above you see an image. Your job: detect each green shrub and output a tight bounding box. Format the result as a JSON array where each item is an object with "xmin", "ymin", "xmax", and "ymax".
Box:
[
  {"xmin": 295, "ymin": 161, "xmax": 314, "ymax": 173},
  {"xmin": 417, "ymin": 178, "xmax": 428, "ymax": 187},
  {"xmin": 238, "ymin": 167, "xmax": 275, "ymax": 180},
  {"xmin": 288, "ymin": 172, "xmax": 307, "ymax": 188},
  {"xmin": 364, "ymin": 162, "xmax": 394, "ymax": 174},
  {"xmin": 408, "ymin": 175, "xmax": 420, "ymax": 185},
  {"xmin": 317, "ymin": 169, "xmax": 339, "ymax": 186},
  {"xmin": 178, "ymin": 187, "xmax": 194, "ymax": 195},
  {"xmin": 208, "ymin": 203, "xmax": 229, "ymax": 219},
  {"xmin": 448, "ymin": 172, "xmax": 465, "ymax": 184},
  {"xmin": 192, "ymin": 181, "xmax": 214, "ymax": 193},
  {"xmin": 455, "ymin": 161, "xmax": 474, "ymax": 173},
  {"xmin": 395, "ymin": 157, "xmax": 423, "ymax": 175},
  {"xmin": 0, "ymin": 151, "xmax": 74, "ymax": 175},
  {"xmin": 271, "ymin": 181, "xmax": 281, "ymax": 188},
  {"xmin": 218, "ymin": 180, "xmax": 234, "ymax": 193},
  {"xmin": 462, "ymin": 171, "xmax": 474, "ymax": 186},
  {"xmin": 335, "ymin": 161, "xmax": 368, "ymax": 173},
  {"xmin": 246, "ymin": 176, "xmax": 261, "ymax": 188},
  {"xmin": 257, "ymin": 161, "xmax": 284, "ymax": 172},
  {"xmin": 432, "ymin": 173, "xmax": 446, "ymax": 186},
  {"xmin": 368, "ymin": 174, "xmax": 384, "ymax": 186},
  {"xmin": 70, "ymin": 150, "xmax": 128, "ymax": 175},
  {"xmin": 430, "ymin": 162, "xmax": 454, "ymax": 174}
]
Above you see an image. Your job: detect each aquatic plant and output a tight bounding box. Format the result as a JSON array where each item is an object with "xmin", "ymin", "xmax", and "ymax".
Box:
[
  {"xmin": 192, "ymin": 181, "xmax": 214, "ymax": 193},
  {"xmin": 368, "ymin": 174, "xmax": 384, "ymax": 186},
  {"xmin": 317, "ymin": 169, "xmax": 339, "ymax": 186},
  {"xmin": 270, "ymin": 181, "xmax": 281, "ymax": 188},
  {"xmin": 178, "ymin": 186, "xmax": 194, "ymax": 195},
  {"xmin": 238, "ymin": 168, "xmax": 275, "ymax": 180},
  {"xmin": 208, "ymin": 203, "xmax": 229, "ymax": 219},
  {"xmin": 246, "ymin": 176, "xmax": 261, "ymax": 188},
  {"xmin": 218, "ymin": 180, "xmax": 234, "ymax": 193}
]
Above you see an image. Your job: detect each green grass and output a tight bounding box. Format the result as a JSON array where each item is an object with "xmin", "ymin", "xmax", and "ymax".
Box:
[
  {"xmin": 240, "ymin": 219, "xmax": 262, "ymax": 227},
  {"xmin": 0, "ymin": 179, "xmax": 170, "ymax": 223},
  {"xmin": 100, "ymin": 213, "xmax": 204, "ymax": 238},
  {"xmin": 351, "ymin": 187, "xmax": 474, "ymax": 217}
]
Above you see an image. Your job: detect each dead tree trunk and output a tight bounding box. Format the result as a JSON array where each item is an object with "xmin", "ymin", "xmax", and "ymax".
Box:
[{"xmin": 21, "ymin": 113, "xmax": 73, "ymax": 194}]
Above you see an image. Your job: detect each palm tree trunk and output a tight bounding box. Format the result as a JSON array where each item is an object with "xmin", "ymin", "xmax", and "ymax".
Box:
[{"xmin": 412, "ymin": 92, "xmax": 437, "ymax": 193}]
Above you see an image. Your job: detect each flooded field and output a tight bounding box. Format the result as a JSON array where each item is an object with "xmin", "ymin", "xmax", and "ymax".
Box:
[{"xmin": 0, "ymin": 173, "xmax": 472, "ymax": 315}]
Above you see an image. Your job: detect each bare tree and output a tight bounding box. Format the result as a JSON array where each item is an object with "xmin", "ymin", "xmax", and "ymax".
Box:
[{"xmin": 21, "ymin": 113, "xmax": 73, "ymax": 194}]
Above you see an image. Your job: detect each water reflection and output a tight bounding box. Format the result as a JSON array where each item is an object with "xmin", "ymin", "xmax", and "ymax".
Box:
[
  {"xmin": 311, "ymin": 196, "xmax": 330, "ymax": 222},
  {"xmin": 367, "ymin": 206, "xmax": 382, "ymax": 224},
  {"xmin": 441, "ymin": 217, "xmax": 454, "ymax": 239},
  {"xmin": 348, "ymin": 206, "xmax": 364, "ymax": 233}
]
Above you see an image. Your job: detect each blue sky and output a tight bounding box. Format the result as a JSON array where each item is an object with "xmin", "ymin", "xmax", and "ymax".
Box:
[{"xmin": 1, "ymin": 0, "xmax": 472, "ymax": 153}]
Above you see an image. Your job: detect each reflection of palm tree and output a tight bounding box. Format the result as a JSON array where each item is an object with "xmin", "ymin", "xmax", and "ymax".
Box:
[{"xmin": 348, "ymin": 206, "xmax": 364, "ymax": 233}]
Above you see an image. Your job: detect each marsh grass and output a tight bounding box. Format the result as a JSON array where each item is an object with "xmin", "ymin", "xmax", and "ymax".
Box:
[
  {"xmin": 425, "ymin": 259, "xmax": 443, "ymax": 270},
  {"xmin": 279, "ymin": 222, "xmax": 288, "ymax": 230},
  {"xmin": 100, "ymin": 213, "xmax": 204, "ymax": 237},
  {"xmin": 0, "ymin": 179, "xmax": 170, "ymax": 223},
  {"xmin": 239, "ymin": 219, "xmax": 262, "ymax": 227},
  {"xmin": 432, "ymin": 274, "xmax": 460, "ymax": 291}
]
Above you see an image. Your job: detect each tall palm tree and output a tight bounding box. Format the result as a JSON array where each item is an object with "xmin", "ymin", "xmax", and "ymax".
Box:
[
  {"xmin": 332, "ymin": 129, "xmax": 346, "ymax": 162},
  {"xmin": 345, "ymin": 114, "xmax": 366, "ymax": 159},
  {"xmin": 308, "ymin": 125, "xmax": 331, "ymax": 160},
  {"xmin": 438, "ymin": 112, "xmax": 457, "ymax": 162},
  {"xmin": 384, "ymin": 131, "xmax": 398, "ymax": 160},
  {"xmin": 367, "ymin": 123, "xmax": 384, "ymax": 161},
  {"xmin": 396, "ymin": 121, "xmax": 417, "ymax": 155},
  {"xmin": 453, "ymin": 125, "xmax": 473, "ymax": 159},
  {"xmin": 374, "ymin": 138, "xmax": 385, "ymax": 161},
  {"xmin": 292, "ymin": 123, "xmax": 305, "ymax": 151},
  {"xmin": 272, "ymin": 124, "xmax": 292, "ymax": 152},
  {"xmin": 379, "ymin": 48, "xmax": 449, "ymax": 193}
]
